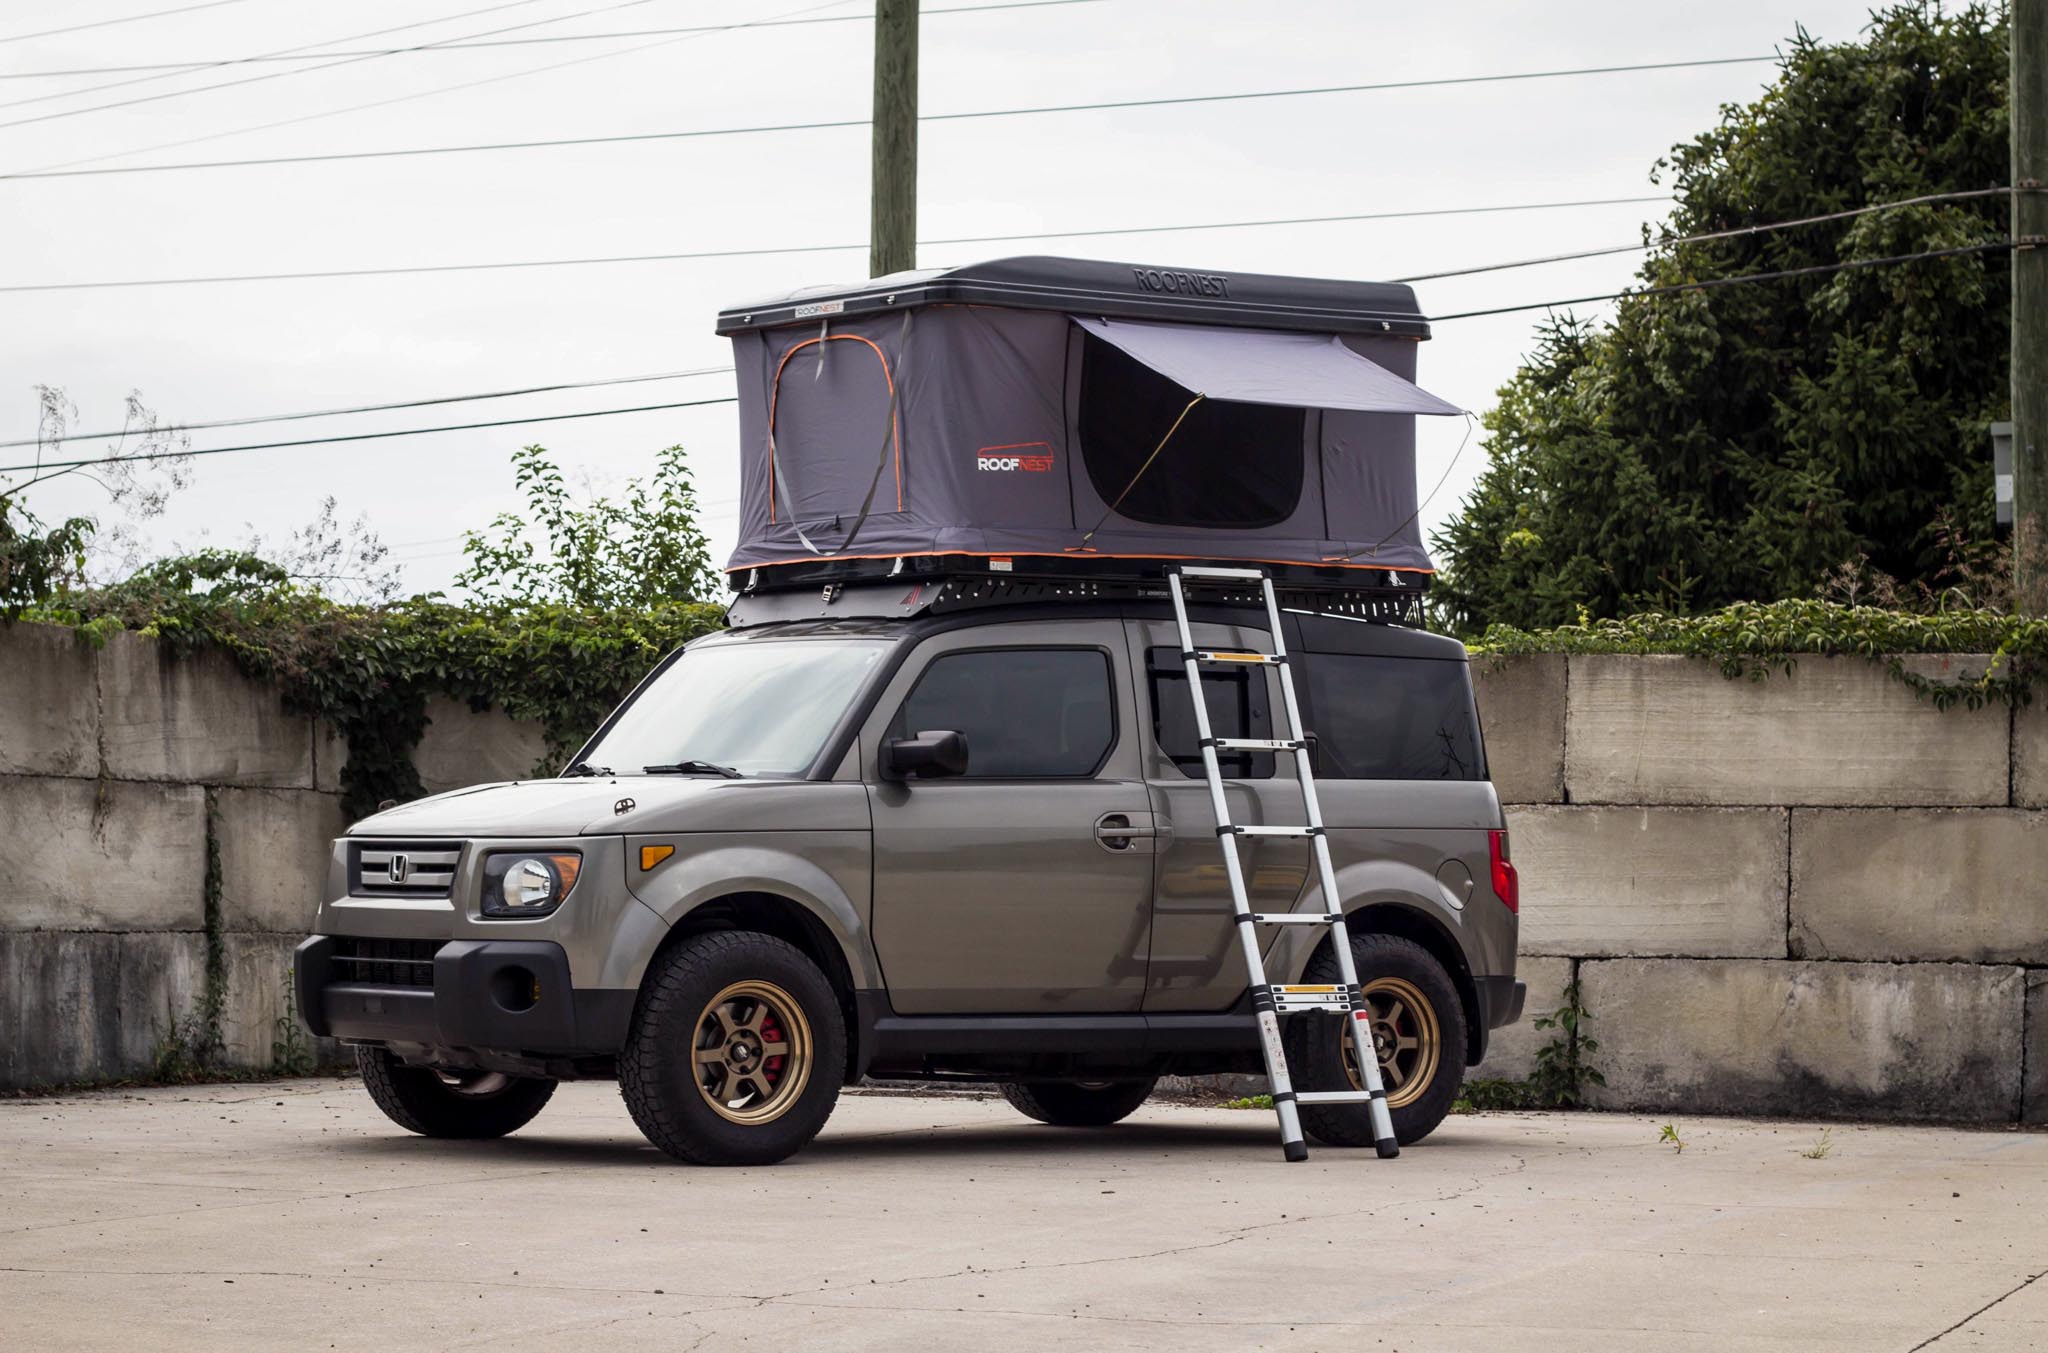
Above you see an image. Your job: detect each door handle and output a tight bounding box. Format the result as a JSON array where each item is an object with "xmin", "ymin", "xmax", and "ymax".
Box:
[{"xmin": 1094, "ymin": 813, "xmax": 1156, "ymax": 851}]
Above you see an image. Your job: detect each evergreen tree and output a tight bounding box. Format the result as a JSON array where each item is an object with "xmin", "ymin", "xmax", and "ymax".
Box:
[{"xmin": 1434, "ymin": 3, "xmax": 2011, "ymax": 631}]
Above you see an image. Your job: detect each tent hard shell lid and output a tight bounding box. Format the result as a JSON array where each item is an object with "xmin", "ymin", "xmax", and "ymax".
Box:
[{"xmin": 716, "ymin": 256, "xmax": 1463, "ymax": 590}]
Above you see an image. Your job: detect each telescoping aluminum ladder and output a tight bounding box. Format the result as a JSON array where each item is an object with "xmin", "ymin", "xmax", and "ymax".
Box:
[{"xmin": 1166, "ymin": 564, "xmax": 1401, "ymax": 1163}]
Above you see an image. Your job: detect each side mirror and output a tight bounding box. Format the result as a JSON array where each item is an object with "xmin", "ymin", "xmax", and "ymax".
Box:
[{"xmin": 883, "ymin": 729, "xmax": 969, "ymax": 781}]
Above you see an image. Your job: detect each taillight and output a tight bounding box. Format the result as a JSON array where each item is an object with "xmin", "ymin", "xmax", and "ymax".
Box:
[{"xmin": 1489, "ymin": 829, "xmax": 1518, "ymax": 913}]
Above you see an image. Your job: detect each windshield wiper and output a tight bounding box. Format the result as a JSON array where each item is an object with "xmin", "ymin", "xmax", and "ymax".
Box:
[
  {"xmin": 561, "ymin": 761, "xmax": 613, "ymax": 777},
  {"xmin": 642, "ymin": 760, "xmax": 744, "ymax": 779}
]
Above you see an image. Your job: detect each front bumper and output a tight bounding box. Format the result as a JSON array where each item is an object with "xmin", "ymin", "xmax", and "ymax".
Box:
[{"xmin": 295, "ymin": 935, "xmax": 635, "ymax": 1058}]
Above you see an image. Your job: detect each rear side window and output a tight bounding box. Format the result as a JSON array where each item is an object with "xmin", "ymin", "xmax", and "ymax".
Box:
[
  {"xmin": 1145, "ymin": 647, "xmax": 1274, "ymax": 779},
  {"xmin": 893, "ymin": 648, "xmax": 1114, "ymax": 778},
  {"xmin": 1302, "ymin": 653, "xmax": 1484, "ymax": 781}
]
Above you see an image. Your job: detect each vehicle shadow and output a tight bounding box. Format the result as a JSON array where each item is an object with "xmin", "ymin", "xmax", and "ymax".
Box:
[{"xmin": 321, "ymin": 1113, "xmax": 1506, "ymax": 1169}]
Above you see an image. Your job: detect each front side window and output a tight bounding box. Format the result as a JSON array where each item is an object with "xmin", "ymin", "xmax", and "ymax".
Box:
[
  {"xmin": 581, "ymin": 638, "xmax": 889, "ymax": 777},
  {"xmin": 1076, "ymin": 332, "xmax": 1305, "ymax": 528},
  {"xmin": 891, "ymin": 648, "xmax": 1115, "ymax": 779},
  {"xmin": 1145, "ymin": 647, "xmax": 1275, "ymax": 779},
  {"xmin": 1301, "ymin": 652, "xmax": 1485, "ymax": 781}
]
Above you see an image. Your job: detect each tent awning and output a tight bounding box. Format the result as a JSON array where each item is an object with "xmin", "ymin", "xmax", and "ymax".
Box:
[{"xmin": 1074, "ymin": 315, "xmax": 1463, "ymax": 416}]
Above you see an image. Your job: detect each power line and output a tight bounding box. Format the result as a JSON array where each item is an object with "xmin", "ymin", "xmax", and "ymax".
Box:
[
  {"xmin": 2, "ymin": 367, "xmax": 732, "ymax": 450},
  {"xmin": 0, "ymin": 0, "xmax": 259, "ymax": 46},
  {"xmin": 1, "ymin": 396, "xmax": 741, "ymax": 478},
  {"xmin": 0, "ymin": 0, "xmax": 1102, "ymax": 80},
  {"xmin": 5, "ymin": 240, "xmax": 2011, "ymax": 479},
  {"xmin": 1393, "ymin": 185, "xmax": 2018, "ymax": 284},
  {"xmin": 1426, "ymin": 238, "xmax": 2018, "ymax": 323},
  {"xmin": 0, "ymin": 55, "xmax": 1778, "ymax": 183},
  {"xmin": 0, "ymin": 0, "xmax": 689, "ymax": 133},
  {"xmin": 0, "ymin": 193, "xmax": 1673, "ymax": 293},
  {"xmin": 18, "ymin": 0, "xmax": 861, "ymax": 177},
  {"xmin": 0, "ymin": 0, "xmax": 559, "ymax": 113}
]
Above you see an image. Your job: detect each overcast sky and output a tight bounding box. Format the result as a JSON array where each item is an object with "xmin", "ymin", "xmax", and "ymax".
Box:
[{"xmin": 3, "ymin": 0, "xmax": 1886, "ymax": 596}]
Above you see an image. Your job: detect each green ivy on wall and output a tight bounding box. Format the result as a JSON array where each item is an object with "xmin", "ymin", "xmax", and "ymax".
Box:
[
  {"xmin": 27, "ymin": 551, "xmax": 725, "ymax": 818},
  {"xmin": 1468, "ymin": 599, "xmax": 2047, "ymax": 711}
]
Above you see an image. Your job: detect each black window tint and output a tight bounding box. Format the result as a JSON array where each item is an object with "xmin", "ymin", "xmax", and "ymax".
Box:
[
  {"xmin": 1078, "ymin": 332, "xmax": 1304, "ymax": 529},
  {"xmin": 1145, "ymin": 647, "xmax": 1274, "ymax": 780},
  {"xmin": 1302, "ymin": 653, "xmax": 1484, "ymax": 781},
  {"xmin": 894, "ymin": 648, "xmax": 1114, "ymax": 778}
]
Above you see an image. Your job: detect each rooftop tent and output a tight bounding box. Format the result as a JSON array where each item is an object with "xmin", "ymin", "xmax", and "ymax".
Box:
[{"xmin": 715, "ymin": 256, "xmax": 1463, "ymax": 583}]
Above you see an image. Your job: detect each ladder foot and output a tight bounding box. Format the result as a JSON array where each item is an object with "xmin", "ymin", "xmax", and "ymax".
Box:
[
  {"xmin": 1375, "ymin": 1138, "xmax": 1400, "ymax": 1160},
  {"xmin": 1283, "ymin": 1140, "xmax": 1309, "ymax": 1163}
]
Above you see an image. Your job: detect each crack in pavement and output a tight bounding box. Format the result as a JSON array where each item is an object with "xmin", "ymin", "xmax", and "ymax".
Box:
[{"xmin": 1907, "ymin": 1265, "xmax": 2048, "ymax": 1351}]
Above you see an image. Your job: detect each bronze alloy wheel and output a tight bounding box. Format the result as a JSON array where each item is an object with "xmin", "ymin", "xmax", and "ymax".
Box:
[
  {"xmin": 692, "ymin": 979, "xmax": 814, "ymax": 1125},
  {"xmin": 1339, "ymin": 975, "xmax": 1443, "ymax": 1111}
]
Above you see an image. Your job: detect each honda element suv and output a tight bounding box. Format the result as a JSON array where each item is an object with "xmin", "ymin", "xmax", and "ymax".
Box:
[{"xmin": 296, "ymin": 574, "xmax": 1523, "ymax": 1165}]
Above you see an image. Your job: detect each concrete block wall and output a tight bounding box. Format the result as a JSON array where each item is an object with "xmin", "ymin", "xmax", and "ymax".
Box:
[
  {"xmin": 1473, "ymin": 652, "xmax": 2046, "ymax": 1125},
  {"xmin": 0, "ymin": 621, "xmax": 540, "ymax": 1088}
]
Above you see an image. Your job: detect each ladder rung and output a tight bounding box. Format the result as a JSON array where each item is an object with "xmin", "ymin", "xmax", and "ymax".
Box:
[
  {"xmin": 1226, "ymin": 824, "xmax": 1319, "ymax": 838},
  {"xmin": 1211, "ymin": 737, "xmax": 1304, "ymax": 752},
  {"xmin": 1271, "ymin": 985, "xmax": 1354, "ymax": 1013},
  {"xmin": 1248, "ymin": 912, "xmax": 1340, "ymax": 925},
  {"xmin": 1295, "ymin": 1090, "xmax": 1379, "ymax": 1105},
  {"xmin": 1189, "ymin": 649, "xmax": 1284, "ymax": 665},
  {"xmin": 1175, "ymin": 565, "xmax": 1268, "ymax": 581}
]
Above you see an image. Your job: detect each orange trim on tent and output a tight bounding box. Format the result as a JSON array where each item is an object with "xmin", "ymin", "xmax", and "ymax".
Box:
[
  {"xmin": 766, "ymin": 334, "xmax": 903, "ymax": 523},
  {"xmin": 726, "ymin": 548, "xmax": 1434, "ymax": 575}
]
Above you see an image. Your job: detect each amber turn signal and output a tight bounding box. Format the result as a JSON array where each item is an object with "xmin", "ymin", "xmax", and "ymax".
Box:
[{"xmin": 640, "ymin": 844, "xmax": 675, "ymax": 871}]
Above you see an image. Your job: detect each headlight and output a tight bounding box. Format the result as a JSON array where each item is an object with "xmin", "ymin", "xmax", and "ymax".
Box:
[{"xmin": 481, "ymin": 851, "xmax": 582, "ymax": 918}]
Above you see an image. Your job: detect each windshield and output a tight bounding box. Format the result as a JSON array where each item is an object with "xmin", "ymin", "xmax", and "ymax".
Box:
[{"xmin": 579, "ymin": 638, "xmax": 890, "ymax": 777}]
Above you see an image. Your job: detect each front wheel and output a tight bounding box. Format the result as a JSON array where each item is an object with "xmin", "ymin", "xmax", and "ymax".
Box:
[
  {"xmin": 355, "ymin": 1046, "xmax": 556, "ymax": 1139},
  {"xmin": 999, "ymin": 1078, "xmax": 1156, "ymax": 1126},
  {"xmin": 619, "ymin": 930, "xmax": 847, "ymax": 1166},
  {"xmin": 1285, "ymin": 933, "xmax": 1468, "ymax": 1147}
]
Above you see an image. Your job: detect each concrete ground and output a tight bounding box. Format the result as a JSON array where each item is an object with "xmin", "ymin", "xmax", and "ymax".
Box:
[{"xmin": 2, "ymin": 1081, "xmax": 2043, "ymax": 1352}]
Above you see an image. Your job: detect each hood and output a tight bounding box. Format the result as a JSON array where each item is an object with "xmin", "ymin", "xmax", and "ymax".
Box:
[{"xmin": 348, "ymin": 776, "xmax": 871, "ymax": 838}]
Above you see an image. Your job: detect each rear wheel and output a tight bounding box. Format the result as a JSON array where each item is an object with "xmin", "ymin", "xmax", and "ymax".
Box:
[
  {"xmin": 355, "ymin": 1045, "xmax": 556, "ymax": 1139},
  {"xmin": 1000, "ymin": 1078, "xmax": 1156, "ymax": 1126},
  {"xmin": 619, "ymin": 930, "xmax": 846, "ymax": 1165},
  {"xmin": 1286, "ymin": 933, "xmax": 1467, "ymax": 1147}
]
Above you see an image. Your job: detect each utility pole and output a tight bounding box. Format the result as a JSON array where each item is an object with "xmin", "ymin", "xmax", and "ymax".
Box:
[
  {"xmin": 869, "ymin": 0, "xmax": 919, "ymax": 279},
  {"xmin": 2015, "ymin": 0, "xmax": 2048, "ymax": 613}
]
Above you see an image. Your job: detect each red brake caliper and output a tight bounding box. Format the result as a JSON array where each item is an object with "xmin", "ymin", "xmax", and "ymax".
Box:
[{"xmin": 760, "ymin": 1013, "xmax": 784, "ymax": 1086}]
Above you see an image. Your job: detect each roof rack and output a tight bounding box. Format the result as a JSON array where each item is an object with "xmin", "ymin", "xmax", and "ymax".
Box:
[{"xmin": 725, "ymin": 554, "xmax": 1428, "ymax": 629}]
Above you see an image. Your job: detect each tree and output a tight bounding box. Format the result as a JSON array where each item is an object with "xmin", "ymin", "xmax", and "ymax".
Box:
[
  {"xmin": 1433, "ymin": 3, "xmax": 2012, "ymax": 632},
  {"xmin": 454, "ymin": 443, "xmax": 718, "ymax": 608},
  {"xmin": 1, "ymin": 385, "xmax": 192, "ymax": 616}
]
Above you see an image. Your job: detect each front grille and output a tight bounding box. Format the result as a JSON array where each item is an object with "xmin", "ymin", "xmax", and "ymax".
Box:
[
  {"xmin": 350, "ymin": 841, "xmax": 462, "ymax": 898},
  {"xmin": 331, "ymin": 936, "xmax": 443, "ymax": 988}
]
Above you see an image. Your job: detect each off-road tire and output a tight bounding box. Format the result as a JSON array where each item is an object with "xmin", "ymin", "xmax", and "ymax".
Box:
[
  {"xmin": 619, "ymin": 930, "xmax": 846, "ymax": 1166},
  {"xmin": 355, "ymin": 1045, "xmax": 556, "ymax": 1138},
  {"xmin": 999, "ymin": 1078, "xmax": 1156, "ymax": 1126},
  {"xmin": 1286, "ymin": 933, "xmax": 1467, "ymax": 1148}
]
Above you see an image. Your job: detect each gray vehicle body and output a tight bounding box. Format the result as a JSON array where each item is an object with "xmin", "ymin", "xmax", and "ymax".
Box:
[{"xmin": 295, "ymin": 593, "xmax": 1522, "ymax": 1084}]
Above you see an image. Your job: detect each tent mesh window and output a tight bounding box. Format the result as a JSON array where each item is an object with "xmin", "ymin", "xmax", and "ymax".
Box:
[{"xmin": 1077, "ymin": 333, "xmax": 1304, "ymax": 529}]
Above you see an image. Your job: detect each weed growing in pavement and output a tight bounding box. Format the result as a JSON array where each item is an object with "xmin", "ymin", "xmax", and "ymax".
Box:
[
  {"xmin": 1659, "ymin": 1123, "xmax": 1687, "ymax": 1154},
  {"xmin": 1221, "ymin": 1095, "xmax": 1275, "ymax": 1111},
  {"xmin": 1800, "ymin": 1129, "xmax": 1834, "ymax": 1160}
]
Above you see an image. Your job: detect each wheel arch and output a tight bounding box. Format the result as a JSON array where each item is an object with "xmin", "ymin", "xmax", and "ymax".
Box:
[
  {"xmin": 1332, "ymin": 901, "xmax": 1486, "ymax": 1067},
  {"xmin": 650, "ymin": 891, "xmax": 864, "ymax": 1085}
]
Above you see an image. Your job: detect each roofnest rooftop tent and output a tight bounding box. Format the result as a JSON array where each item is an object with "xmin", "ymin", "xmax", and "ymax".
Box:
[{"xmin": 714, "ymin": 256, "xmax": 1464, "ymax": 610}]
